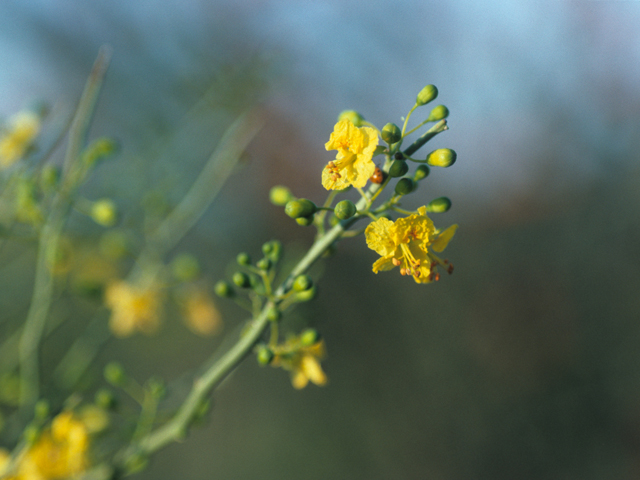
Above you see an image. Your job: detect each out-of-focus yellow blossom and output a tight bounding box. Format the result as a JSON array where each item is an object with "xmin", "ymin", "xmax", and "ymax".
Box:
[
  {"xmin": 0, "ymin": 111, "xmax": 41, "ymax": 167},
  {"xmin": 105, "ymin": 280, "xmax": 162, "ymax": 337},
  {"xmin": 0, "ymin": 449, "xmax": 13, "ymax": 479},
  {"xmin": 322, "ymin": 118, "xmax": 378, "ymax": 190},
  {"xmin": 273, "ymin": 340, "xmax": 327, "ymax": 389},
  {"xmin": 365, "ymin": 206, "xmax": 457, "ymax": 284},
  {"xmin": 0, "ymin": 411, "xmax": 90, "ymax": 480},
  {"xmin": 180, "ymin": 287, "xmax": 223, "ymax": 336}
]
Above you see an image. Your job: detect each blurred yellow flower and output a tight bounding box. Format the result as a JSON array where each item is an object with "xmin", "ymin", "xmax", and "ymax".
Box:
[
  {"xmin": 273, "ymin": 340, "xmax": 327, "ymax": 389},
  {"xmin": 0, "ymin": 111, "xmax": 41, "ymax": 167},
  {"xmin": 322, "ymin": 118, "xmax": 378, "ymax": 190},
  {"xmin": 180, "ymin": 287, "xmax": 223, "ymax": 336},
  {"xmin": 0, "ymin": 412, "xmax": 90, "ymax": 480},
  {"xmin": 105, "ymin": 280, "xmax": 162, "ymax": 337},
  {"xmin": 365, "ymin": 206, "xmax": 457, "ymax": 284}
]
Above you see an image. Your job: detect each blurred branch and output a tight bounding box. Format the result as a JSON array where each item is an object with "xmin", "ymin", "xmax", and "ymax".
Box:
[{"xmin": 18, "ymin": 47, "xmax": 111, "ymax": 415}]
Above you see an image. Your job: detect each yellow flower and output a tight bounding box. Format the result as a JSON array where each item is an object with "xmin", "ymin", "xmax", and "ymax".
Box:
[
  {"xmin": 179, "ymin": 286, "xmax": 223, "ymax": 336},
  {"xmin": 273, "ymin": 340, "xmax": 327, "ymax": 389},
  {"xmin": 105, "ymin": 280, "xmax": 162, "ymax": 337},
  {"xmin": 322, "ymin": 118, "xmax": 378, "ymax": 190},
  {"xmin": 365, "ymin": 206, "xmax": 458, "ymax": 284},
  {"xmin": 3, "ymin": 411, "xmax": 91, "ymax": 480},
  {"xmin": 0, "ymin": 111, "xmax": 41, "ymax": 167}
]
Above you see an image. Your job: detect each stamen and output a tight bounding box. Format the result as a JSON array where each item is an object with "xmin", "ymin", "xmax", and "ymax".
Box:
[{"xmin": 392, "ymin": 258, "xmax": 401, "ymax": 266}]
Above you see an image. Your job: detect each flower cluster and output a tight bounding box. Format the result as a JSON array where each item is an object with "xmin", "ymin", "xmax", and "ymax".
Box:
[{"xmin": 0, "ymin": 412, "xmax": 91, "ymax": 480}]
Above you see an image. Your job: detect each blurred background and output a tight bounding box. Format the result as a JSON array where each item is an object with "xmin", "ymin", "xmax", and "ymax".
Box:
[{"xmin": 2, "ymin": 1, "xmax": 640, "ymax": 478}]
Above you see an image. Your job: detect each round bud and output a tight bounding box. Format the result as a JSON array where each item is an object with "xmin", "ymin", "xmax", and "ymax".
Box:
[
  {"xmin": 388, "ymin": 160, "xmax": 409, "ymax": 178},
  {"xmin": 381, "ymin": 123, "xmax": 402, "ymax": 144},
  {"xmin": 91, "ymin": 199, "xmax": 118, "ymax": 227},
  {"xmin": 394, "ymin": 178, "xmax": 416, "ymax": 196},
  {"xmin": 394, "ymin": 152, "xmax": 404, "ymax": 160},
  {"xmin": 427, "ymin": 105, "xmax": 449, "ymax": 122},
  {"xmin": 257, "ymin": 258, "xmax": 272, "ymax": 271},
  {"xmin": 416, "ymin": 84, "xmax": 438, "ymax": 106},
  {"xmin": 34, "ymin": 399, "xmax": 50, "ymax": 420},
  {"xmin": 171, "ymin": 253, "xmax": 200, "ymax": 281},
  {"xmin": 338, "ymin": 110, "xmax": 365, "ymax": 127},
  {"xmin": 236, "ymin": 252, "xmax": 251, "ymax": 266},
  {"xmin": 293, "ymin": 274, "xmax": 313, "ymax": 292},
  {"xmin": 295, "ymin": 215, "xmax": 314, "ymax": 226},
  {"xmin": 269, "ymin": 185, "xmax": 294, "ymax": 206},
  {"xmin": 214, "ymin": 280, "xmax": 235, "ymax": 298},
  {"xmin": 414, "ymin": 165, "xmax": 431, "ymax": 181},
  {"xmin": 266, "ymin": 305, "xmax": 281, "ymax": 322},
  {"xmin": 296, "ymin": 286, "xmax": 317, "ymax": 302},
  {"xmin": 232, "ymin": 272, "xmax": 251, "ymax": 288},
  {"xmin": 262, "ymin": 240, "xmax": 282, "ymax": 262},
  {"xmin": 146, "ymin": 376, "xmax": 166, "ymax": 400},
  {"xmin": 300, "ymin": 328, "xmax": 321, "ymax": 347},
  {"xmin": 285, "ymin": 199, "xmax": 317, "ymax": 219},
  {"xmin": 95, "ymin": 388, "xmax": 117, "ymax": 410},
  {"xmin": 104, "ymin": 362, "xmax": 126, "ymax": 386},
  {"xmin": 427, "ymin": 148, "xmax": 457, "ymax": 167},
  {"xmin": 334, "ymin": 200, "xmax": 357, "ymax": 220},
  {"xmin": 426, "ymin": 196, "xmax": 452, "ymax": 213},
  {"xmin": 256, "ymin": 345, "xmax": 275, "ymax": 365},
  {"xmin": 39, "ymin": 165, "xmax": 60, "ymax": 191}
]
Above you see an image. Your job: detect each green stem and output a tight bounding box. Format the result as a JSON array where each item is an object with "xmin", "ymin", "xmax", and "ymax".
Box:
[
  {"xmin": 116, "ymin": 183, "xmax": 376, "ymax": 464},
  {"xmin": 402, "ymin": 119, "xmax": 448, "ymax": 157},
  {"xmin": 17, "ymin": 47, "xmax": 111, "ymax": 414}
]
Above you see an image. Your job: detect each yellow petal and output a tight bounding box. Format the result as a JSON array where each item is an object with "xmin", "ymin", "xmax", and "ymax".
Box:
[
  {"xmin": 372, "ymin": 255, "xmax": 396, "ymax": 273},
  {"xmin": 365, "ymin": 218, "xmax": 395, "ymax": 256},
  {"xmin": 301, "ymin": 355, "xmax": 327, "ymax": 386},
  {"xmin": 291, "ymin": 369, "xmax": 309, "ymax": 389},
  {"xmin": 431, "ymin": 224, "xmax": 458, "ymax": 252}
]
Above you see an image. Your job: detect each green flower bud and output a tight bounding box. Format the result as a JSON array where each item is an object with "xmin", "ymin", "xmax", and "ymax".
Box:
[
  {"xmin": 269, "ymin": 185, "xmax": 294, "ymax": 206},
  {"xmin": 300, "ymin": 328, "xmax": 321, "ymax": 347},
  {"xmin": 285, "ymin": 199, "xmax": 317, "ymax": 219},
  {"xmin": 394, "ymin": 178, "xmax": 416, "ymax": 196},
  {"xmin": 256, "ymin": 345, "xmax": 275, "ymax": 365},
  {"xmin": 39, "ymin": 165, "xmax": 60, "ymax": 191},
  {"xmin": 427, "ymin": 148, "xmax": 456, "ymax": 167},
  {"xmin": 388, "ymin": 160, "xmax": 409, "ymax": 178},
  {"xmin": 296, "ymin": 285, "xmax": 317, "ymax": 302},
  {"xmin": 232, "ymin": 272, "xmax": 251, "ymax": 288},
  {"xmin": 91, "ymin": 199, "xmax": 118, "ymax": 227},
  {"xmin": 146, "ymin": 376, "xmax": 166, "ymax": 400},
  {"xmin": 426, "ymin": 196, "xmax": 452, "ymax": 213},
  {"xmin": 416, "ymin": 84, "xmax": 438, "ymax": 106},
  {"xmin": 34, "ymin": 399, "xmax": 49, "ymax": 420},
  {"xmin": 295, "ymin": 215, "xmax": 314, "ymax": 226},
  {"xmin": 394, "ymin": 152, "xmax": 404, "ymax": 160},
  {"xmin": 104, "ymin": 362, "xmax": 126, "ymax": 386},
  {"xmin": 262, "ymin": 240, "xmax": 282, "ymax": 262},
  {"xmin": 95, "ymin": 388, "xmax": 117, "ymax": 410},
  {"xmin": 334, "ymin": 200, "xmax": 357, "ymax": 220},
  {"xmin": 338, "ymin": 110, "xmax": 365, "ymax": 127},
  {"xmin": 171, "ymin": 253, "xmax": 200, "ymax": 281},
  {"xmin": 256, "ymin": 257, "xmax": 272, "ymax": 271},
  {"xmin": 24, "ymin": 425, "xmax": 39, "ymax": 444},
  {"xmin": 214, "ymin": 280, "xmax": 235, "ymax": 298},
  {"xmin": 427, "ymin": 105, "xmax": 449, "ymax": 122},
  {"xmin": 414, "ymin": 165, "xmax": 431, "ymax": 181},
  {"xmin": 293, "ymin": 274, "xmax": 313, "ymax": 292},
  {"xmin": 381, "ymin": 123, "xmax": 402, "ymax": 144},
  {"xmin": 82, "ymin": 138, "xmax": 119, "ymax": 166},
  {"xmin": 236, "ymin": 252, "xmax": 251, "ymax": 266},
  {"xmin": 266, "ymin": 305, "xmax": 281, "ymax": 322}
]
